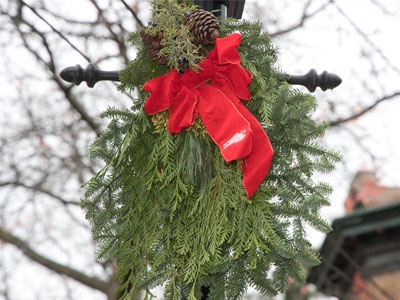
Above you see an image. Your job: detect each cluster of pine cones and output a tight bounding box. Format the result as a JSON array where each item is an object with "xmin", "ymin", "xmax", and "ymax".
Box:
[{"xmin": 140, "ymin": 9, "xmax": 220, "ymax": 72}]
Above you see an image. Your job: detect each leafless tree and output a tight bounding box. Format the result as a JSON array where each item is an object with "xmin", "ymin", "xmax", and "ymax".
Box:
[
  {"xmin": 0, "ymin": 0, "xmax": 147, "ymax": 298},
  {"xmin": 1, "ymin": 0, "xmax": 400, "ymax": 299}
]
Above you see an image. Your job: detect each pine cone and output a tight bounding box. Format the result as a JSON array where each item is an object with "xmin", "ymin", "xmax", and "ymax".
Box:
[
  {"xmin": 178, "ymin": 59, "xmax": 190, "ymax": 73},
  {"xmin": 185, "ymin": 9, "xmax": 220, "ymax": 45},
  {"xmin": 140, "ymin": 29, "xmax": 168, "ymax": 65}
]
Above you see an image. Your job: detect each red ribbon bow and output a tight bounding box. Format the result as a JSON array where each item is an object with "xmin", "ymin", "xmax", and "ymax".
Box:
[{"xmin": 143, "ymin": 33, "xmax": 274, "ymax": 198}]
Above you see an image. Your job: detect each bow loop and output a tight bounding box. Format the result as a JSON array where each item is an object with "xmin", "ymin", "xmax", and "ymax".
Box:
[
  {"xmin": 143, "ymin": 70, "xmax": 180, "ymax": 115},
  {"xmin": 208, "ymin": 33, "xmax": 242, "ymax": 65},
  {"xmin": 214, "ymin": 64, "xmax": 253, "ymax": 101}
]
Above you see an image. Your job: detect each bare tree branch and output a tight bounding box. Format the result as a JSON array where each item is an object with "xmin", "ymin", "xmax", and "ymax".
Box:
[
  {"xmin": 0, "ymin": 227, "xmax": 110, "ymax": 294},
  {"xmin": 368, "ymin": 0, "xmax": 393, "ymax": 16},
  {"xmin": 0, "ymin": 181, "xmax": 80, "ymax": 206},
  {"xmin": 332, "ymin": 1, "xmax": 400, "ymax": 76},
  {"xmin": 269, "ymin": 0, "xmax": 332, "ymax": 37},
  {"xmin": 53, "ymin": 75, "xmax": 102, "ymax": 136},
  {"xmin": 0, "ymin": 1, "xmax": 138, "ymax": 299},
  {"xmin": 8, "ymin": 6, "xmax": 102, "ymax": 135},
  {"xmin": 0, "ymin": 242, "xmax": 11, "ymax": 300},
  {"xmin": 119, "ymin": 0, "xmax": 144, "ymax": 28},
  {"xmin": 88, "ymin": 0, "xmax": 130, "ymax": 64},
  {"xmin": 327, "ymin": 91, "xmax": 400, "ymax": 127},
  {"xmin": 19, "ymin": 0, "xmax": 92, "ymax": 62}
]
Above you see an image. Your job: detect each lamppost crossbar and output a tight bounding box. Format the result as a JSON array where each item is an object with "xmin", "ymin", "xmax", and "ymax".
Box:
[{"xmin": 60, "ymin": 63, "xmax": 342, "ymax": 92}]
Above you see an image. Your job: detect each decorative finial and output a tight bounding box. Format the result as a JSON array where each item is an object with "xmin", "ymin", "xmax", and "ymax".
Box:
[
  {"xmin": 287, "ymin": 69, "xmax": 342, "ymax": 92},
  {"xmin": 60, "ymin": 63, "xmax": 119, "ymax": 88}
]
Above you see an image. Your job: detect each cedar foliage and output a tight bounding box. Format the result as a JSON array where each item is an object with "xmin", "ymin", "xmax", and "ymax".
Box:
[
  {"xmin": 82, "ymin": 1, "xmax": 341, "ymax": 299},
  {"xmin": 144, "ymin": 0, "xmax": 202, "ymax": 71}
]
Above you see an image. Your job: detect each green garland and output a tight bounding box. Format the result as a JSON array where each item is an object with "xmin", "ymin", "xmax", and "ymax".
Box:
[{"xmin": 82, "ymin": 2, "xmax": 341, "ymax": 299}]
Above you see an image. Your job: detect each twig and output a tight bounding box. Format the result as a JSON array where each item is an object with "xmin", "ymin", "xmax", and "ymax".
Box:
[
  {"xmin": 332, "ymin": 2, "xmax": 400, "ymax": 76},
  {"xmin": 88, "ymin": 0, "xmax": 130, "ymax": 64},
  {"xmin": 20, "ymin": 0, "xmax": 91, "ymax": 63},
  {"xmin": 0, "ymin": 181, "xmax": 80, "ymax": 206},
  {"xmin": 0, "ymin": 227, "xmax": 109, "ymax": 293},
  {"xmin": 119, "ymin": 0, "xmax": 144, "ymax": 28},
  {"xmin": 270, "ymin": 0, "xmax": 332, "ymax": 37},
  {"xmin": 9, "ymin": 11, "xmax": 101, "ymax": 135},
  {"xmin": 327, "ymin": 91, "xmax": 400, "ymax": 127}
]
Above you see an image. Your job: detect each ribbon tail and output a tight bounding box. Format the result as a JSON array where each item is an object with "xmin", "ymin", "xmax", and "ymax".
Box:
[
  {"xmin": 168, "ymin": 86, "xmax": 198, "ymax": 134},
  {"xmin": 235, "ymin": 103, "xmax": 274, "ymax": 199},
  {"xmin": 197, "ymin": 85, "xmax": 253, "ymax": 162}
]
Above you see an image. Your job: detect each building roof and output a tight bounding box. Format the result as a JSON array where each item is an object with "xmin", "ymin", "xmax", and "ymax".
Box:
[{"xmin": 307, "ymin": 201, "xmax": 400, "ymax": 299}]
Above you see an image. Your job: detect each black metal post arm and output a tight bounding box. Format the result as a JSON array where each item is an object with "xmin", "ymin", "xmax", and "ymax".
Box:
[
  {"xmin": 60, "ymin": 64, "xmax": 341, "ymax": 92},
  {"xmin": 287, "ymin": 69, "xmax": 342, "ymax": 92},
  {"xmin": 60, "ymin": 63, "xmax": 119, "ymax": 88}
]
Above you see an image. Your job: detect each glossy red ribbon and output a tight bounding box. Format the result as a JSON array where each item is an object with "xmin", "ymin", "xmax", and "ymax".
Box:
[{"xmin": 143, "ymin": 33, "xmax": 274, "ymax": 198}]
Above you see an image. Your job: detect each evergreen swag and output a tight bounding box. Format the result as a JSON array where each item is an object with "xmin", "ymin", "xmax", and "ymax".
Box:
[{"xmin": 82, "ymin": 1, "xmax": 341, "ymax": 299}]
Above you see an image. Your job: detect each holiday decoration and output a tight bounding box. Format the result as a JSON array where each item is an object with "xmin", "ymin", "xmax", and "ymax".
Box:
[
  {"xmin": 143, "ymin": 33, "xmax": 273, "ymax": 198},
  {"xmin": 185, "ymin": 9, "xmax": 220, "ymax": 45},
  {"xmin": 82, "ymin": 1, "xmax": 341, "ymax": 299}
]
